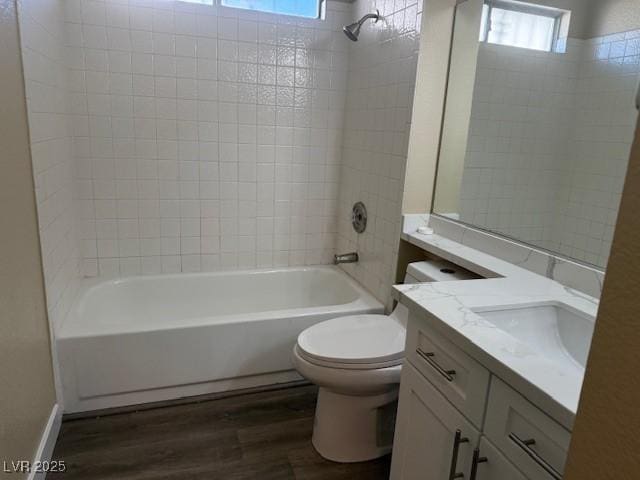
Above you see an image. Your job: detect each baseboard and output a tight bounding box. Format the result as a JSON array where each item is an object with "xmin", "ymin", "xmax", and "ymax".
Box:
[{"xmin": 28, "ymin": 404, "xmax": 61, "ymax": 480}]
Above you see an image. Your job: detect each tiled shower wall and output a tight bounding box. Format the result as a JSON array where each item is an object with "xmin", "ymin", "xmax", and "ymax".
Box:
[
  {"xmin": 459, "ymin": 31, "xmax": 640, "ymax": 269},
  {"xmin": 19, "ymin": 0, "xmax": 422, "ymax": 310},
  {"xmin": 337, "ymin": 0, "xmax": 421, "ymax": 303},
  {"xmin": 18, "ymin": 0, "xmax": 82, "ymax": 331},
  {"xmin": 66, "ymin": 0, "xmax": 352, "ymax": 276},
  {"xmin": 458, "ymin": 41, "xmax": 581, "ymax": 250},
  {"xmin": 554, "ymin": 30, "xmax": 640, "ymax": 266}
]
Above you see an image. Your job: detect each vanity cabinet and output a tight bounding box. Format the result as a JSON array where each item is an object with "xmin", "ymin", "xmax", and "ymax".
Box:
[
  {"xmin": 390, "ymin": 363, "xmax": 480, "ymax": 480},
  {"xmin": 391, "ymin": 312, "xmax": 570, "ymax": 480}
]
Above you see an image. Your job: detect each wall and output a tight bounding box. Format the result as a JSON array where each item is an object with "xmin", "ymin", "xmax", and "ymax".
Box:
[
  {"xmin": 66, "ymin": 0, "xmax": 351, "ymax": 277},
  {"xmin": 401, "ymin": 0, "xmax": 462, "ymax": 215},
  {"xmin": 564, "ymin": 114, "xmax": 640, "ymax": 480},
  {"xmin": 432, "ymin": 0, "xmax": 483, "ymax": 215},
  {"xmin": 0, "ymin": 0, "xmax": 57, "ymax": 470},
  {"xmin": 336, "ymin": 0, "xmax": 422, "ymax": 304},
  {"xmin": 588, "ymin": 0, "xmax": 640, "ymax": 38},
  {"xmin": 18, "ymin": 0, "xmax": 81, "ymax": 335}
]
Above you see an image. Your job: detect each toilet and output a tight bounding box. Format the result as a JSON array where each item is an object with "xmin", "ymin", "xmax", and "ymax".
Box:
[{"xmin": 292, "ymin": 259, "xmax": 476, "ymax": 462}]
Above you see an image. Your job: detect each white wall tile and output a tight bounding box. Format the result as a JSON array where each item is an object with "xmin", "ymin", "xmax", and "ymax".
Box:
[
  {"xmin": 66, "ymin": 0, "xmax": 350, "ymax": 277},
  {"xmin": 336, "ymin": 0, "xmax": 421, "ymax": 305},
  {"xmin": 18, "ymin": 0, "xmax": 82, "ymax": 333},
  {"xmin": 458, "ymin": 31, "xmax": 639, "ymax": 269}
]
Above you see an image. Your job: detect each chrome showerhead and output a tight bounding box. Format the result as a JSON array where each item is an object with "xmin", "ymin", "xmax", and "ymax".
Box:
[
  {"xmin": 343, "ymin": 22, "xmax": 361, "ymax": 41},
  {"xmin": 342, "ymin": 10, "xmax": 381, "ymax": 42}
]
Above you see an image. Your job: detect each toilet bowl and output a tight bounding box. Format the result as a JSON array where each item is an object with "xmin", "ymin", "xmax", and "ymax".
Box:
[
  {"xmin": 292, "ymin": 258, "xmax": 477, "ymax": 463},
  {"xmin": 291, "ymin": 304, "xmax": 408, "ymax": 462}
]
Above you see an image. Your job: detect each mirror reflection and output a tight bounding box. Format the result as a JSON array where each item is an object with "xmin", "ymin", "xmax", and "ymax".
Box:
[{"xmin": 433, "ymin": 0, "xmax": 640, "ymax": 269}]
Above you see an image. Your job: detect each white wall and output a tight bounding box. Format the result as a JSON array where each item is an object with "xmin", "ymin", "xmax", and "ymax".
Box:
[
  {"xmin": 65, "ymin": 0, "xmax": 352, "ymax": 276},
  {"xmin": 336, "ymin": 0, "xmax": 421, "ymax": 304},
  {"xmin": 18, "ymin": 0, "xmax": 82, "ymax": 334},
  {"xmin": 0, "ymin": 0, "xmax": 58, "ymax": 466},
  {"xmin": 588, "ymin": 0, "xmax": 640, "ymax": 37}
]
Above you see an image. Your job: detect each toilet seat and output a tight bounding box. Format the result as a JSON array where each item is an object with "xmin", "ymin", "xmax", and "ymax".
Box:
[
  {"xmin": 292, "ymin": 345, "xmax": 403, "ymax": 393},
  {"xmin": 296, "ymin": 313, "xmax": 406, "ymax": 370}
]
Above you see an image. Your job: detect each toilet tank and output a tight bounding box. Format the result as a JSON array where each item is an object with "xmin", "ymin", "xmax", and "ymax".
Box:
[{"xmin": 404, "ymin": 259, "xmax": 477, "ymax": 283}]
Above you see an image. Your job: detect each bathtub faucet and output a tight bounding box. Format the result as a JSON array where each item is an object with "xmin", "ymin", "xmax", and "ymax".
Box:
[{"xmin": 334, "ymin": 252, "xmax": 359, "ymax": 265}]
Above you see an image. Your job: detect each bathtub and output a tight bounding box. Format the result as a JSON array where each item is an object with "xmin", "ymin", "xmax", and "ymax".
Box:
[{"xmin": 57, "ymin": 266, "xmax": 382, "ymax": 413}]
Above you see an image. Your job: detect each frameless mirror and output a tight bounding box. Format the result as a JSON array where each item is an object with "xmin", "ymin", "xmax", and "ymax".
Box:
[{"xmin": 433, "ymin": 0, "xmax": 640, "ymax": 269}]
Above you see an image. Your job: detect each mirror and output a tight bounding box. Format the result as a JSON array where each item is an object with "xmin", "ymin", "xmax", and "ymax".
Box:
[{"xmin": 433, "ymin": 0, "xmax": 640, "ymax": 270}]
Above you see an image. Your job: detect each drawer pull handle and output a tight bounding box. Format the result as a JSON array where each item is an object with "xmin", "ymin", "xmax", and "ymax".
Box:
[
  {"xmin": 469, "ymin": 448, "xmax": 488, "ymax": 480},
  {"xmin": 448, "ymin": 429, "xmax": 469, "ymax": 480},
  {"xmin": 509, "ymin": 433, "xmax": 563, "ymax": 480},
  {"xmin": 416, "ymin": 348, "xmax": 456, "ymax": 382}
]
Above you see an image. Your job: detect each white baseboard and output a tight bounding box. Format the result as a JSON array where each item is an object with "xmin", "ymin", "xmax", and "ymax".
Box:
[{"xmin": 28, "ymin": 404, "xmax": 61, "ymax": 480}]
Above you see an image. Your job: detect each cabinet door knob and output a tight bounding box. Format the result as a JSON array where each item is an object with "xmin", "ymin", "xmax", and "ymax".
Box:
[
  {"xmin": 469, "ymin": 448, "xmax": 488, "ymax": 480},
  {"xmin": 448, "ymin": 429, "xmax": 469, "ymax": 480}
]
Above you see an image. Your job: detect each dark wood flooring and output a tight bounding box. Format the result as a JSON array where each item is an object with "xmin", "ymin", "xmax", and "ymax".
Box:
[{"xmin": 49, "ymin": 385, "xmax": 391, "ymax": 480}]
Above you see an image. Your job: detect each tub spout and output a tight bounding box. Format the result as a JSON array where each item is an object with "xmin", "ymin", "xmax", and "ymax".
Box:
[{"xmin": 334, "ymin": 252, "xmax": 359, "ymax": 265}]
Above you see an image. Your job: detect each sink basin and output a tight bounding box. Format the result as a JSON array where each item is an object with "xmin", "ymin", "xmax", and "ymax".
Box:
[{"xmin": 474, "ymin": 303, "xmax": 595, "ymax": 370}]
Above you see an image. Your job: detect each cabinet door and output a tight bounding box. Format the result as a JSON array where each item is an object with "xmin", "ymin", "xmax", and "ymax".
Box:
[
  {"xmin": 390, "ymin": 363, "xmax": 480, "ymax": 480},
  {"xmin": 472, "ymin": 437, "xmax": 527, "ymax": 480}
]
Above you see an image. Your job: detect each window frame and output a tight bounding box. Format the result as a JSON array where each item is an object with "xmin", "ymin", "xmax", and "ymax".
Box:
[{"xmin": 480, "ymin": 0, "xmax": 566, "ymax": 52}]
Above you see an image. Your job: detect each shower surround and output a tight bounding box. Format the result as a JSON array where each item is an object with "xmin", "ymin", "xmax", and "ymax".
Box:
[
  {"xmin": 16, "ymin": 0, "xmax": 421, "ymax": 411},
  {"xmin": 19, "ymin": 0, "xmax": 423, "ymax": 336},
  {"xmin": 337, "ymin": 0, "xmax": 421, "ymax": 303},
  {"xmin": 19, "ymin": 0, "xmax": 421, "ymax": 408},
  {"xmin": 64, "ymin": 0, "xmax": 352, "ymax": 277}
]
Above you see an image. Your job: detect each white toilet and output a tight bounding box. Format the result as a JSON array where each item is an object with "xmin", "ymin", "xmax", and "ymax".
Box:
[{"xmin": 292, "ymin": 259, "xmax": 476, "ymax": 462}]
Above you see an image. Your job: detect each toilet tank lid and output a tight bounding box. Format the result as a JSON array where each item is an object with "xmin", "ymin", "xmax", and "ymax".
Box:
[{"xmin": 407, "ymin": 260, "xmax": 476, "ymax": 282}]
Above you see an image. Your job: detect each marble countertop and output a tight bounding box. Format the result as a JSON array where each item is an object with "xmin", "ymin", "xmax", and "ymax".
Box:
[{"xmin": 395, "ymin": 228, "xmax": 600, "ymax": 430}]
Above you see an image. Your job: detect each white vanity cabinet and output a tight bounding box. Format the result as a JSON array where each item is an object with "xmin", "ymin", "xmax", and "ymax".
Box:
[
  {"xmin": 390, "ymin": 363, "xmax": 480, "ymax": 480},
  {"xmin": 391, "ymin": 311, "xmax": 571, "ymax": 480}
]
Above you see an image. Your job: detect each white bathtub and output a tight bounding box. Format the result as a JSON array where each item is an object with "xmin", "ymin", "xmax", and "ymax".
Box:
[{"xmin": 57, "ymin": 266, "xmax": 382, "ymax": 413}]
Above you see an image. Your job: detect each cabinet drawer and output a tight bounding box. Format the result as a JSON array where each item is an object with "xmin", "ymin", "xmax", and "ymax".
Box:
[
  {"xmin": 406, "ymin": 312, "xmax": 490, "ymax": 428},
  {"xmin": 484, "ymin": 378, "xmax": 571, "ymax": 480}
]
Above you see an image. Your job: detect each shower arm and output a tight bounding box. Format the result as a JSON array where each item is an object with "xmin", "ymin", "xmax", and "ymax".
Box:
[{"xmin": 357, "ymin": 12, "xmax": 381, "ymax": 25}]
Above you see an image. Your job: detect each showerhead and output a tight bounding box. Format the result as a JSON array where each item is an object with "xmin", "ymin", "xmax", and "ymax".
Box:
[
  {"xmin": 343, "ymin": 10, "xmax": 381, "ymax": 42},
  {"xmin": 343, "ymin": 22, "xmax": 361, "ymax": 42}
]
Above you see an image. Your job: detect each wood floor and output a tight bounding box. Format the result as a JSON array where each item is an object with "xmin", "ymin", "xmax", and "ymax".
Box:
[{"xmin": 49, "ymin": 386, "xmax": 391, "ymax": 480}]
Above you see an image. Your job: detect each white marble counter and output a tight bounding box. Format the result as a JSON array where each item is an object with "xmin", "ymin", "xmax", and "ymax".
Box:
[{"xmin": 395, "ymin": 223, "xmax": 600, "ymax": 431}]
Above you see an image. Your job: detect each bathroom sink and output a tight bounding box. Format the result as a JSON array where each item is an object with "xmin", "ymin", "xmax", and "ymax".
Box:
[{"xmin": 474, "ymin": 303, "xmax": 595, "ymax": 370}]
